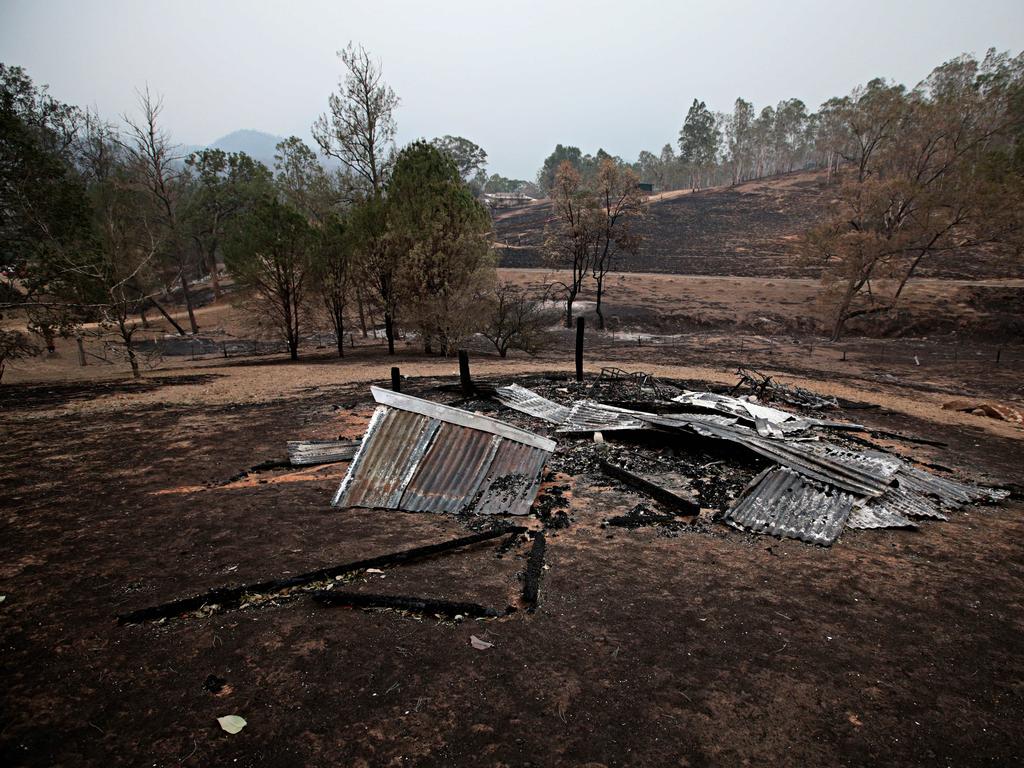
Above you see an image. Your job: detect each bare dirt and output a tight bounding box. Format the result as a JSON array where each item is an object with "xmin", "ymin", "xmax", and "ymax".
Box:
[
  {"xmin": 2, "ymin": 168, "xmax": 1023, "ymax": 764},
  {"xmin": 2, "ymin": 337, "xmax": 1023, "ymax": 766}
]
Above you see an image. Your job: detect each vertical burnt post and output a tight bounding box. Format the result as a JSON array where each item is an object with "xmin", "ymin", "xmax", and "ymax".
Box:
[
  {"xmin": 575, "ymin": 316, "xmax": 585, "ymax": 382},
  {"xmin": 390, "ymin": 366, "xmax": 401, "ymax": 392},
  {"xmin": 458, "ymin": 350, "xmax": 472, "ymax": 395}
]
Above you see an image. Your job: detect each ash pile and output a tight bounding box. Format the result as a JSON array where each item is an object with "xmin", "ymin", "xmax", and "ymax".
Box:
[{"xmin": 485, "ymin": 368, "xmax": 1008, "ymax": 547}]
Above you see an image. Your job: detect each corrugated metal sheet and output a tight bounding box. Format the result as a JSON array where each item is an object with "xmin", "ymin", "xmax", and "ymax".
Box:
[
  {"xmin": 896, "ymin": 464, "xmax": 1009, "ymax": 508},
  {"xmin": 558, "ymin": 400, "xmax": 651, "ymax": 433},
  {"xmin": 673, "ymin": 390, "xmax": 797, "ymax": 424},
  {"xmin": 495, "ymin": 384, "xmax": 571, "ymax": 425},
  {"xmin": 639, "ymin": 414, "xmax": 893, "ymax": 497},
  {"xmin": 847, "ymin": 503, "xmax": 918, "ymax": 529},
  {"xmin": 725, "ymin": 466, "xmax": 856, "ymax": 546},
  {"xmin": 287, "ymin": 439, "xmax": 359, "ymax": 466},
  {"xmin": 332, "ymin": 387, "xmax": 554, "ymax": 516},
  {"xmin": 670, "ymin": 391, "xmax": 862, "ymax": 434},
  {"xmin": 874, "ymin": 480, "xmax": 948, "ymax": 521}
]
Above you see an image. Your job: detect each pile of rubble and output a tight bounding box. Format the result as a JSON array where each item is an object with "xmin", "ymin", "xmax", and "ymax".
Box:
[
  {"xmin": 492, "ymin": 380, "xmax": 1007, "ymax": 545},
  {"xmin": 322, "ymin": 376, "xmax": 1006, "ymax": 547},
  {"xmin": 121, "ymin": 371, "xmax": 1009, "ymax": 627}
]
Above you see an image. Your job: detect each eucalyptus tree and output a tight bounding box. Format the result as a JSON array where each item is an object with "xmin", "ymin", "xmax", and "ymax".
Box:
[{"xmin": 313, "ymin": 43, "xmax": 399, "ymax": 194}]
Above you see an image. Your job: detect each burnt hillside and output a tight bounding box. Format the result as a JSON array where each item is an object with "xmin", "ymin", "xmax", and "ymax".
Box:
[{"xmin": 492, "ymin": 171, "xmax": 1022, "ymax": 279}]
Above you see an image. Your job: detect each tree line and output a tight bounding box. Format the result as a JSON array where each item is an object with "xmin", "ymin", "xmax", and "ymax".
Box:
[
  {"xmin": 0, "ymin": 46, "xmax": 556, "ymax": 379},
  {"xmin": 536, "ymin": 49, "xmax": 1024, "ymax": 198},
  {"xmin": 534, "ymin": 48, "xmax": 1023, "ymax": 339}
]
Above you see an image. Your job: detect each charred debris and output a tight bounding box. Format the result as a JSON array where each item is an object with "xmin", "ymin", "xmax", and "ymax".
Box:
[
  {"xmin": 491, "ymin": 368, "xmax": 1007, "ymax": 546},
  {"xmin": 122, "ymin": 366, "xmax": 1008, "ymax": 628}
]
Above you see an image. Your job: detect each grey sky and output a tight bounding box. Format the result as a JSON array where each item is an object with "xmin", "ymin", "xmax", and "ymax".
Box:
[{"xmin": 2, "ymin": 0, "xmax": 1023, "ymax": 179}]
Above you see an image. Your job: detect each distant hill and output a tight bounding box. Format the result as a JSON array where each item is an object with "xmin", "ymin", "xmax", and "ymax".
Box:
[
  {"xmin": 208, "ymin": 129, "xmax": 286, "ymax": 169},
  {"xmin": 492, "ymin": 170, "xmax": 1023, "ymax": 280}
]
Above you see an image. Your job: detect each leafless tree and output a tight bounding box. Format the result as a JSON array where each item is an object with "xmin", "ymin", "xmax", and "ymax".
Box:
[{"xmin": 121, "ymin": 87, "xmax": 198, "ymax": 333}]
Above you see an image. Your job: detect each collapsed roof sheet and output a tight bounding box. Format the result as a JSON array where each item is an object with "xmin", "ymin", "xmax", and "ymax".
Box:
[
  {"xmin": 671, "ymin": 390, "xmax": 862, "ymax": 436},
  {"xmin": 558, "ymin": 400, "xmax": 652, "ymax": 433},
  {"xmin": 495, "ymin": 384, "xmax": 571, "ymax": 425},
  {"xmin": 725, "ymin": 466, "xmax": 857, "ymax": 546},
  {"xmin": 637, "ymin": 414, "xmax": 893, "ymax": 497},
  {"xmin": 897, "ymin": 464, "xmax": 1009, "ymax": 507},
  {"xmin": 332, "ymin": 387, "xmax": 554, "ymax": 516},
  {"xmin": 673, "ymin": 390, "xmax": 797, "ymax": 425},
  {"xmin": 847, "ymin": 504, "xmax": 917, "ymax": 530}
]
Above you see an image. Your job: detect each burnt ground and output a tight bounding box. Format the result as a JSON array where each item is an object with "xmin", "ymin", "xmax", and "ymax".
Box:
[
  {"xmin": 2, "ymin": 360, "xmax": 1023, "ymax": 768},
  {"xmin": 493, "ymin": 172, "xmax": 1024, "ymax": 280}
]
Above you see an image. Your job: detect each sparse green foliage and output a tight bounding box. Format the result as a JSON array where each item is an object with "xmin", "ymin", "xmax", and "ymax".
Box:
[
  {"xmin": 312, "ymin": 215, "xmax": 353, "ymax": 357},
  {"xmin": 388, "ymin": 141, "xmax": 495, "ymax": 355},
  {"xmin": 431, "ymin": 135, "xmax": 488, "ymax": 195},
  {"xmin": 479, "ymin": 282, "xmax": 555, "ymax": 358},
  {"xmin": 678, "ymin": 99, "xmax": 720, "ymax": 190},
  {"xmin": 313, "ymin": 42, "xmax": 399, "ymax": 193},
  {"xmin": 184, "ymin": 147, "xmax": 272, "ymax": 297},
  {"xmin": 805, "ymin": 50, "xmax": 1024, "ymax": 339},
  {"xmin": 223, "ymin": 196, "xmax": 314, "ymax": 360}
]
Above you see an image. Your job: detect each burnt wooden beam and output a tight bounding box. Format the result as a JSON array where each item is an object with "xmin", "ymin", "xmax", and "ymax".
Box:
[
  {"xmin": 522, "ymin": 531, "xmax": 546, "ymax": 613},
  {"xmin": 575, "ymin": 317, "xmax": 585, "ymax": 382},
  {"xmin": 312, "ymin": 591, "xmax": 505, "ymax": 618},
  {"xmin": 598, "ymin": 459, "xmax": 700, "ymax": 515},
  {"xmin": 458, "ymin": 350, "xmax": 472, "ymax": 395},
  {"xmin": 118, "ymin": 526, "xmax": 525, "ymax": 625}
]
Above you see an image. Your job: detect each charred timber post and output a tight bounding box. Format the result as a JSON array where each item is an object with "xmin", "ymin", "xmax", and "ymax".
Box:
[
  {"xmin": 117, "ymin": 526, "xmax": 525, "ymax": 625},
  {"xmin": 313, "ymin": 591, "xmax": 505, "ymax": 618},
  {"xmin": 598, "ymin": 459, "xmax": 700, "ymax": 515},
  {"xmin": 459, "ymin": 349, "xmax": 472, "ymax": 395},
  {"xmin": 522, "ymin": 531, "xmax": 546, "ymax": 612},
  {"xmin": 575, "ymin": 317, "xmax": 585, "ymax": 382},
  {"xmin": 390, "ymin": 366, "xmax": 401, "ymax": 392}
]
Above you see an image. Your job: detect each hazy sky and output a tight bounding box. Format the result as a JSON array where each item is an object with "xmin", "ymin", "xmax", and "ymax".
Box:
[{"xmin": 2, "ymin": 0, "xmax": 1023, "ymax": 179}]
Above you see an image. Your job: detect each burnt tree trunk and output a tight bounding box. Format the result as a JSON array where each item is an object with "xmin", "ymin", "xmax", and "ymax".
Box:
[{"xmin": 179, "ymin": 273, "xmax": 199, "ymax": 333}]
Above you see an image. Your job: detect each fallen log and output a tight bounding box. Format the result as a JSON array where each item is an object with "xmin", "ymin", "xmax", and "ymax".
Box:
[
  {"xmin": 598, "ymin": 459, "xmax": 700, "ymax": 515},
  {"xmin": 118, "ymin": 526, "xmax": 525, "ymax": 625},
  {"xmin": 312, "ymin": 591, "xmax": 505, "ymax": 618}
]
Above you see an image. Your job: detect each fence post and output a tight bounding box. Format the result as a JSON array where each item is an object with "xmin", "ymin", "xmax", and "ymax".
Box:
[
  {"xmin": 575, "ymin": 317, "xmax": 585, "ymax": 382},
  {"xmin": 458, "ymin": 350, "xmax": 472, "ymax": 395},
  {"xmin": 391, "ymin": 366, "xmax": 401, "ymax": 393}
]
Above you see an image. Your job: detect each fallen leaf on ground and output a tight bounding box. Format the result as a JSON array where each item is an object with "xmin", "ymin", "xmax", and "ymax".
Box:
[
  {"xmin": 470, "ymin": 635, "xmax": 493, "ymax": 650},
  {"xmin": 217, "ymin": 715, "xmax": 247, "ymax": 734}
]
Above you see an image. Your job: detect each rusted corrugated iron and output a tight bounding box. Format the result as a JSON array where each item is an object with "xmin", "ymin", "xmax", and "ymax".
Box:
[
  {"xmin": 495, "ymin": 384, "xmax": 571, "ymax": 424},
  {"xmin": 287, "ymin": 439, "xmax": 360, "ymax": 466},
  {"xmin": 725, "ymin": 466, "xmax": 857, "ymax": 546},
  {"xmin": 332, "ymin": 387, "xmax": 555, "ymax": 516}
]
